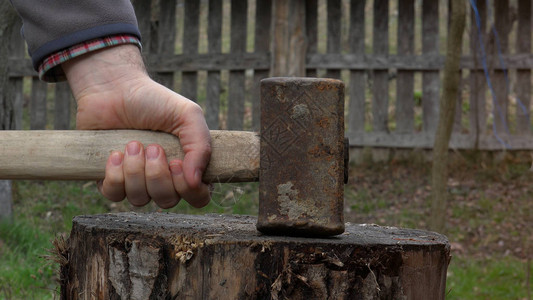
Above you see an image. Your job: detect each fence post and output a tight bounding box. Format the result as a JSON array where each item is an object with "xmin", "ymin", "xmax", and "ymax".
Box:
[
  {"xmin": 270, "ymin": 0, "xmax": 307, "ymax": 77},
  {"xmin": 0, "ymin": 3, "xmax": 19, "ymax": 222}
]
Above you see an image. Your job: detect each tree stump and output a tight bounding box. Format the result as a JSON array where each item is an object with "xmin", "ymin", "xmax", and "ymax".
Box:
[{"xmin": 60, "ymin": 213, "xmax": 450, "ymax": 300}]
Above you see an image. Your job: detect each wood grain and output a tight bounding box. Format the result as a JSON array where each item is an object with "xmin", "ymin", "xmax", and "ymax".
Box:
[
  {"xmin": 0, "ymin": 130, "xmax": 260, "ymax": 183},
  {"xmin": 271, "ymin": 0, "xmax": 306, "ymax": 77},
  {"xmin": 206, "ymin": 0, "xmax": 223, "ymax": 129},
  {"xmin": 348, "ymin": 0, "xmax": 366, "ymax": 134},
  {"xmin": 469, "ymin": 0, "xmax": 486, "ymax": 141},
  {"xmin": 492, "ymin": 0, "xmax": 509, "ymax": 134},
  {"xmin": 54, "ymin": 83, "xmax": 72, "ymax": 130},
  {"xmin": 372, "ymin": 0, "xmax": 389, "ymax": 133},
  {"xmin": 326, "ymin": 0, "xmax": 342, "ymax": 79},
  {"xmin": 7, "ymin": 17, "xmax": 24, "ymax": 131},
  {"xmin": 396, "ymin": 0, "xmax": 415, "ymax": 134},
  {"xmin": 62, "ymin": 213, "xmax": 450, "ymax": 299},
  {"xmin": 348, "ymin": 131, "xmax": 533, "ymax": 150},
  {"xmin": 227, "ymin": 0, "xmax": 248, "ymax": 130},
  {"xmin": 153, "ymin": 0, "xmax": 177, "ymax": 90},
  {"xmin": 305, "ymin": 0, "xmax": 318, "ymax": 78},
  {"xmin": 9, "ymin": 53, "xmax": 533, "ymax": 77},
  {"xmin": 30, "ymin": 78, "xmax": 47, "ymax": 130},
  {"xmin": 0, "ymin": 2, "xmax": 19, "ymax": 222},
  {"xmin": 131, "ymin": 0, "xmax": 151, "ymax": 56},
  {"xmin": 252, "ymin": 0, "xmax": 272, "ymax": 130},
  {"xmin": 422, "ymin": 0, "xmax": 440, "ymax": 134},
  {"xmin": 181, "ymin": 0, "xmax": 200, "ymax": 100},
  {"xmin": 515, "ymin": 0, "xmax": 531, "ymax": 134}
]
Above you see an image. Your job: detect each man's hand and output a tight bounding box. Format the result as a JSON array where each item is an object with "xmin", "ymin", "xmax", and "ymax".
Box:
[{"xmin": 62, "ymin": 44, "xmax": 211, "ymax": 208}]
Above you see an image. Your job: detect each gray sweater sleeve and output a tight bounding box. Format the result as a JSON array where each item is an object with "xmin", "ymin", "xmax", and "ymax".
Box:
[{"xmin": 10, "ymin": 0, "xmax": 141, "ymax": 70}]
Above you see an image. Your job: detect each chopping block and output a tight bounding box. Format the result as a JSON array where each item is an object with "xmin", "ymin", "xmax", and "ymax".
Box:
[{"xmin": 59, "ymin": 213, "xmax": 450, "ymax": 299}]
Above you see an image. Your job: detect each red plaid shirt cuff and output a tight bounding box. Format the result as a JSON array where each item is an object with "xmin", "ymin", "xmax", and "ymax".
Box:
[{"xmin": 38, "ymin": 35, "xmax": 142, "ymax": 82}]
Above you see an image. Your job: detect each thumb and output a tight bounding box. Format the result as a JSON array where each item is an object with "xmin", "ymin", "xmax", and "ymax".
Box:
[{"xmin": 174, "ymin": 103, "xmax": 212, "ymax": 188}]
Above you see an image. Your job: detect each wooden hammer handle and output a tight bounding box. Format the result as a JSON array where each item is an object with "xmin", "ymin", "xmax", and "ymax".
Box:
[{"xmin": 0, "ymin": 130, "xmax": 260, "ymax": 183}]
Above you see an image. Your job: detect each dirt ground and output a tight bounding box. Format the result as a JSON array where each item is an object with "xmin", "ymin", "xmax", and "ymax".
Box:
[{"xmin": 344, "ymin": 149, "xmax": 532, "ymax": 260}]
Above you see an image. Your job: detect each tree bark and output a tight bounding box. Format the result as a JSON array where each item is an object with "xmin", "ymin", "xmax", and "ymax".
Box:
[
  {"xmin": 61, "ymin": 213, "xmax": 450, "ymax": 300},
  {"xmin": 0, "ymin": 2, "xmax": 19, "ymax": 222},
  {"xmin": 430, "ymin": 0, "xmax": 466, "ymax": 232}
]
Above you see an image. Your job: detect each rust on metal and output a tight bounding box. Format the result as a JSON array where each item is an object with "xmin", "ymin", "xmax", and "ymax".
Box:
[{"xmin": 257, "ymin": 77, "xmax": 345, "ymax": 237}]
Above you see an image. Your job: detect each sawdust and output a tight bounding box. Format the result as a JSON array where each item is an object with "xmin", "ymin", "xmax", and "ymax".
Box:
[{"xmin": 168, "ymin": 235, "xmax": 205, "ymax": 264}]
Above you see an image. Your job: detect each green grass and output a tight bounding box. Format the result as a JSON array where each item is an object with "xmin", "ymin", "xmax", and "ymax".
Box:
[
  {"xmin": 0, "ymin": 219, "xmax": 58, "ymax": 299},
  {"xmin": 347, "ymin": 188, "xmax": 388, "ymax": 214},
  {"xmin": 1, "ymin": 167, "xmax": 532, "ymax": 299},
  {"xmin": 447, "ymin": 257, "xmax": 531, "ymax": 300},
  {"xmin": 0, "ymin": 181, "xmax": 108, "ymax": 299}
]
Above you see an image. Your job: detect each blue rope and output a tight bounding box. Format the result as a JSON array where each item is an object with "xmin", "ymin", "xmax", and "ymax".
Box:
[{"xmin": 469, "ymin": 0, "xmax": 509, "ymax": 148}]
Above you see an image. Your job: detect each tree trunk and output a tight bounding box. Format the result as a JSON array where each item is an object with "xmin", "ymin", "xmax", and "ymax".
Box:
[
  {"xmin": 0, "ymin": 2, "xmax": 19, "ymax": 222},
  {"xmin": 61, "ymin": 213, "xmax": 450, "ymax": 300},
  {"xmin": 430, "ymin": 0, "xmax": 466, "ymax": 232}
]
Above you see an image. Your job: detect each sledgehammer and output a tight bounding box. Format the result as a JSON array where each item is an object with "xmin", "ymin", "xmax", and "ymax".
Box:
[{"xmin": 0, "ymin": 78, "xmax": 347, "ymax": 237}]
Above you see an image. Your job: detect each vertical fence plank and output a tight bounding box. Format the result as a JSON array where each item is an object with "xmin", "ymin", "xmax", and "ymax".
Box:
[
  {"xmin": 372, "ymin": 0, "xmax": 389, "ymax": 132},
  {"xmin": 515, "ymin": 0, "xmax": 531, "ymax": 134},
  {"xmin": 206, "ymin": 0, "xmax": 223, "ymax": 129},
  {"xmin": 271, "ymin": 0, "xmax": 306, "ymax": 77},
  {"xmin": 326, "ymin": 0, "xmax": 341, "ymax": 79},
  {"xmin": 157, "ymin": 0, "xmax": 177, "ymax": 54},
  {"xmin": 492, "ymin": 0, "xmax": 509, "ymax": 134},
  {"xmin": 30, "ymin": 78, "xmax": 47, "ymax": 130},
  {"xmin": 9, "ymin": 18, "xmax": 24, "ymax": 130},
  {"xmin": 422, "ymin": 0, "xmax": 440, "ymax": 134},
  {"xmin": 305, "ymin": 0, "xmax": 318, "ymax": 78},
  {"xmin": 155, "ymin": 0, "xmax": 177, "ymax": 90},
  {"xmin": 227, "ymin": 0, "xmax": 247, "ymax": 130},
  {"xmin": 0, "ymin": 6, "xmax": 19, "ymax": 222},
  {"xmin": 0, "ymin": 4, "xmax": 14, "ymax": 129},
  {"xmin": 54, "ymin": 83, "xmax": 72, "ymax": 130},
  {"xmin": 252, "ymin": 0, "xmax": 271, "ymax": 131},
  {"xmin": 396, "ymin": 0, "xmax": 415, "ymax": 133},
  {"xmin": 182, "ymin": 0, "xmax": 200, "ymax": 100},
  {"xmin": 132, "ymin": 0, "xmax": 152, "ymax": 55},
  {"xmin": 348, "ymin": 0, "xmax": 366, "ymax": 134},
  {"xmin": 271, "ymin": 0, "xmax": 288, "ymax": 76},
  {"xmin": 287, "ymin": 1, "xmax": 306, "ymax": 77},
  {"xmin": 469, "ymin": 0, "xmax": 486, "ymax": 139}
]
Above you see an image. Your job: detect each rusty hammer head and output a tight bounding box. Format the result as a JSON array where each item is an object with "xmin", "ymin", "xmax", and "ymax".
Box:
[{"xmin": 257, "ymin": 77, "xmax": 346, "ymax": 237}]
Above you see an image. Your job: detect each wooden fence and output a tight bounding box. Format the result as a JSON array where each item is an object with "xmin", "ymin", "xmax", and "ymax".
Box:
[{"xmin": 4, "ymin": 0, "xmax": 533, "ymax": 150}]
